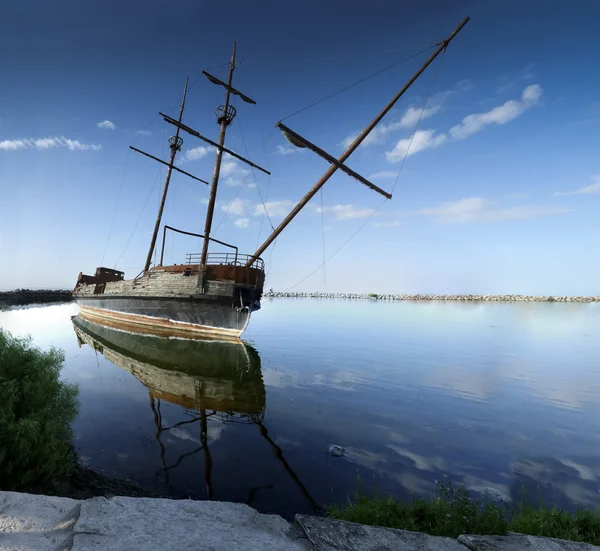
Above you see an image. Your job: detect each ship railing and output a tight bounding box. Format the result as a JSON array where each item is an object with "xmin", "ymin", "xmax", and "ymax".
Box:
[{"xmin": 185, "ymin": 252, "xmax": 264, "ymax": 271}]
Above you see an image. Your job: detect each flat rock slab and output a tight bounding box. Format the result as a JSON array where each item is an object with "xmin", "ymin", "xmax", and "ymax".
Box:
[
  {"xmin": 72, "ymin": 496, "xmax": 311, "ymax": 551},
  {"xmin": 0, "ymin": 491, "xmax": 81, "ymax": 551},
  {"xmin": 459, "ymin": 534, "xmax": 600, "ymax": 550},
  {"xmin": 295, "ymin": 514, "xmax": 465, "ymax": 551}
]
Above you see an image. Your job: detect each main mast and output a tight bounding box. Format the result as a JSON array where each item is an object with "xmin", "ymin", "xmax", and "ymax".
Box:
[
  {"xmin": 143, "ymin": 78, "xmax": 189, "ymax": 272},
  {"xmin": 200, "ymin": 43, "xmax": 237, "ymax": 268}
]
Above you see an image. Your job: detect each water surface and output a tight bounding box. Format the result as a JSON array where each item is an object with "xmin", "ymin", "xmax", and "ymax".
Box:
[{"xmin": 2, "ymin": 299, "xmax": 600, "ymax": 518}]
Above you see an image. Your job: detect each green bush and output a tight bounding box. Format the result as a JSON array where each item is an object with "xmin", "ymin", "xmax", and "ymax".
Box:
[{"xmin": 0, "ymin": 329, "xmax": 78, "ymax": 491}]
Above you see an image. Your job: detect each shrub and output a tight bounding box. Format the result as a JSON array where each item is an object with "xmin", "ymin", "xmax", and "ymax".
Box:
[{"xmin": 0, "ymin": 329, "xmax": 78, "ymax": 491}]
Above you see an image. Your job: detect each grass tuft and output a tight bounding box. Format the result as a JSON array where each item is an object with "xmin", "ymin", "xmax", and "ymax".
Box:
[
  {"xmin": 328, "ymin": 477, "xmax": 600, "ymax": 545},
  {"xmin": 328, "ymin": 477, "xmax": 508, "ymax": 538}
]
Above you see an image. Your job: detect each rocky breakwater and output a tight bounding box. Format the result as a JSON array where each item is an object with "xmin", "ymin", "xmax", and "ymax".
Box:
[{"xmin": 264, "ymin": 291, "xmax": 600, "ymax": 303}]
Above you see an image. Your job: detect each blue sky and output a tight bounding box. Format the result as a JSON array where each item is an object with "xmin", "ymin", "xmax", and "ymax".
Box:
[{"xmin": 1, "ymin": 0, "xmax": 599, "ymax": 294}]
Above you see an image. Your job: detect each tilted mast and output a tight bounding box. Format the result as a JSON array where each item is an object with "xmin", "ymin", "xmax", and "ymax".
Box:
[
  {"xmin": 245, "ymin": 17, "xmax": 470, "ymax": 267},
  {"xmin": 143, "ymin": 79, "xmax": 188, "ymax": 273},
  {"xmin": 160, "ymin": 42, "xmax": 270, "ymax": 277},
  {"xmin": 200, "ymin": 43, "xmax": 238, "ymax": 269},
  {"xmin": 130, "ymin": 78, "xmax": 211, "ymax": 272}
]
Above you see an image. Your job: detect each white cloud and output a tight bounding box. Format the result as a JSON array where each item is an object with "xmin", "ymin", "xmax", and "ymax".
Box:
[
  {"xmin": 181, "ymin": 146, "xmax": 212, "ymax": 163},
  {"xmin": 0, "ymin": 136, "xmax": 101, "ymax": 152},
  {"xmin": 136, "ymin": 130, "xmax": 152, "ymax": 136},
  {"xmin": 368, "ymin": 170, "xmax": 398, "ymax": 180},
  {"xmin": 220, "ymin": 158, "xmax": 250, "ymax": 187},
  {"xmin": 317, "ymin": 204, "xmax": 377, "ymax": 220},
  {"xmin": 373, "ymin": 220, "xmax": 402, "ymax": 228},
  {"xmin": 554, "ymin": 175, "xmax": 600, "ymax": 196},
  {"xmin": 449, "ymin": 84, "xmax": 542, "ymax": 140},
  {"xmin": 341, "ymin": 105, "xmax": 441, "ymax": 149},
  {"xmin": 386, "ymin": 129, "xmax": 447, "ymax": 162},
  {"xmin": 97, "ymin": 120, "xmax": 116, "ymax": 130},
  {"xmin": 234, "ymin": 218, "xmax": 250, "ymax": 228},
  {"xmin": 253, "ymin": 200, "xmax": 294, "ymax": 218},
  {"xmin": 276, "ymin": 144, "xmax": 302, "ymax": 155},
  {"xmin": 340, "ymin": 81, "xmax": 472, "ymax": 149},
  {"xmin": 221, "ymin": 198, "xmax": 248, "ymax": 216},
  {"xmin": 384, "ymin": 84, "xmax": 543, "ymax": 161},
  {"xmin": 419, "ymin": 196, "xmax": 570, "ymax": 223},
  {"xmin": 398, "ymin": 105, "xmax": 441, "ymax": 129}
]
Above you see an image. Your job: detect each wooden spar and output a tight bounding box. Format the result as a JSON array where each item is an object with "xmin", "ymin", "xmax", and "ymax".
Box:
[
  {"xmin": 277, "ymin": 123, "xmax": 391, "ymax": 199},
  {"xmin": 246, "ymin": 16, "xmax": 470, "ymax": 268},
  {"xmin": 143, "ymin": 78, "xmax": 189, "ymax": 273},
  {"xmin": 202, "ymin": 71, "xmax": 256, "ymax": 104},
  {"xmin": 200, "ymin": 42, "xmax": 236, "ymax": 270},
  {"xmin": 160, "ymin": 114, "xmax": 270, "ymax": 175},
  {"xmin": 129, "ymin": 146, "xmax": 209, "ymax": 185}
]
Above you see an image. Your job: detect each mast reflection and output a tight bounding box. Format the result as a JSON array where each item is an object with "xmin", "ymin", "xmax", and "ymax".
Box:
[{"xmin": 71, "ymin": 313, "xmax": 319, "ymax": 511}]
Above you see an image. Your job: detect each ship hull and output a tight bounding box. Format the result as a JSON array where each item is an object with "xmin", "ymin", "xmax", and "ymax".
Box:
[{"xmin": 74, "ymin": 295, "xmax": 251, "ymax": 339}]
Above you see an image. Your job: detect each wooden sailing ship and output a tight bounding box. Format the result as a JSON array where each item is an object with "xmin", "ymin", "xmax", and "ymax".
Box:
[{"xmin": 72, "ymin": 18, "xmax": 469, "ymax": 338}]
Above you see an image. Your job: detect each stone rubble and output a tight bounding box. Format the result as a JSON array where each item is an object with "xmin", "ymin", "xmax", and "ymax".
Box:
[
  {"xmin": 2, "ymin": 491, "xmax": 600, "ymax": 551},
  {"xmin": 264, "ymin": 291, "xmax": 600, "ymax": 303}
]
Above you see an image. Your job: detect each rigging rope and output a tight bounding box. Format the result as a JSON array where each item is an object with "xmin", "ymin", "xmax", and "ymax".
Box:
[
  {"xmin": 212, "ymin": 117, "xmax": 275, "ymax": 235},
  {"xmin": 279, "ymin": 44, "xmax": 436, "ymax": 122},
  {"xmin": 236, "ymin": 115, "xmax": 276, "ymax": 232},
  {"xmin": 284, "ymin": 48, "xmax": 448, "ymax": 292},
  {"xmin": 100, "ymin": 151, "xmax": 130, "ymax": 266},
  {"xmin": 320, "ymin": 188, "xmax": 326, "ymax": 284},
  {"xmin": 112, "ymin": 164, "xmax": 163, "ymax": 269}
]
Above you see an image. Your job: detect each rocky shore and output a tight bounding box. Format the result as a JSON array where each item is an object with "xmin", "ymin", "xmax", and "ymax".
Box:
[
  {"xmin": 0, "ymin": 289, "xmax": 73, "ymax": 307},
  {"xmin": 264, "ymin": 291, "xmax": 600, "ymax": 303}
]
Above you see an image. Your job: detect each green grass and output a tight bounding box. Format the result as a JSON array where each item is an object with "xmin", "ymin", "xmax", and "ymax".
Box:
[
  {"xmin": 0, "ymin": 329, "xmax": 79, "ymax": 491},
  {"xmin": 328, "ymin": 478, "xmax": 600, "ymax": 545}
]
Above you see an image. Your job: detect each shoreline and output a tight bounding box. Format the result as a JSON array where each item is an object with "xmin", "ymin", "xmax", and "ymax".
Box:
[
  {"xmin": 265, "ymin": 292, "xmax": 600, "ymax": 303},
  {"xmin": 0, "ymin": 289, "xmax": 73, "ymax": 307},
  {"xmin": 1, "ymin": 490, "xmax": 596, "ymax": 551}
]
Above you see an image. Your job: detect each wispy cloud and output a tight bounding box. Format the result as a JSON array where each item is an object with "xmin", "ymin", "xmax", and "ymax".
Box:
[
  {"xmin": 276, "ymin": 144, "xmax": 302, "ymax": 156},
  {"xmin": 341, "ymin": 105, "xmax": 441, "ymax": 149},
  {"xmin": 495, "ymin": 63, "xmax": 538, "ymax": 94},
  {"xmin": 450, "ymin": 84, "xmax": 542, "ymax": 140},
  {"xmin": 368, "ymin": 170, "xmax": 398, "ymax": 180},
  {"xmin": 373, "ymin": 220, "xmax": 402, "ymax": 228},
  {"xmin": 419, "ymin": 196, "xmax": 570, "ymax": 223},
  {"xmin": 234, "ymin": 218, "xmax": 250, "ymax": 228},
  {"xmin": 554, "ymin": 175, "xmax": 600, "ymax": 196},
  {"xmin": 97, "ymin": 120, "xmax": 116, "ymax": 130},
  {"xmin": 221, "ymin": 198, "xmax": 248, "ymax": 216},
  {"xmin": 340, "ymin": 80, "xmax": 471, "ymax": 149},
  {"xmin": 386, "ymin": 84, "xmax": 543, "ymax": 161},
  {"xmin": 221, "ymin": 158, "xmax": 250, "ymax": 186},
  {"xmin": 136, "ymin": 130, "xmax": 152, "ymax": 136},
  {"xmin": 254, "ymin": 200, "xmax": 294, "ymax": 218},
  {"xmin": 0, "ymin": 136, "xmax": 101, "ymax": 151},
  {"xmin": 317, "ymin": 204, "xmax": 377, "ymax": 220},
  {"xmin": 181, "ymin": 145, "xmax": 212, "ymax": 163},
  {"xmin": 386, "ymin": 130, "xmax": 447, "ymax": 162}
]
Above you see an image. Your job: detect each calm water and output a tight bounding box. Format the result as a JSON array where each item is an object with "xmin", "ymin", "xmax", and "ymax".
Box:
[{"xmin": 2, "ymin": 299, "xmax": 600, "ymax": 518}]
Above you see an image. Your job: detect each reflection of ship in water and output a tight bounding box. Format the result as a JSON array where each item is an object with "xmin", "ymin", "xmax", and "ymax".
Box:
[{"xmin": 71, "ymin": 313, "xmax": 319, "ymax": 510}]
